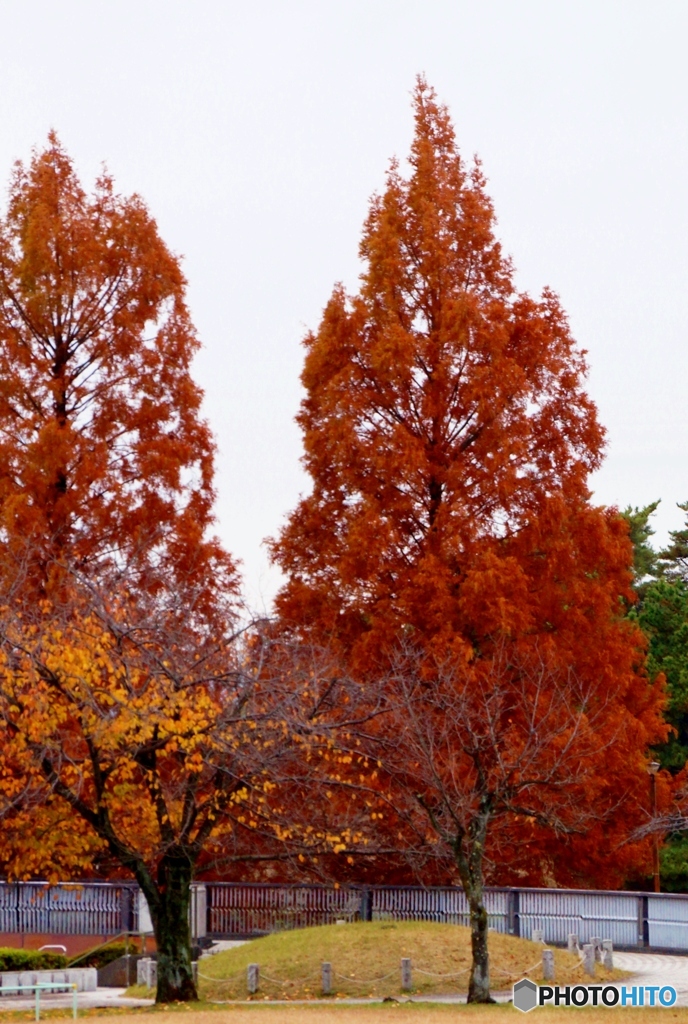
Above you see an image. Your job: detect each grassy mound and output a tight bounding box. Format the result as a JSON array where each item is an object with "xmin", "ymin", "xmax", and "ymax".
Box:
[{"xmin": 196, "ymin": 921, "xmax": 624, "ymax": 1000}]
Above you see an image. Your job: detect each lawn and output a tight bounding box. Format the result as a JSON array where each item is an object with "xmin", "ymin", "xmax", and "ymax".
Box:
[
  {"xmin": 0, "ymin": 1006, "xmax": 687, "ymax": 1024},
  {"xmin": 187, "ymin": 921, "xmax": 623, "ymax": 1001}
]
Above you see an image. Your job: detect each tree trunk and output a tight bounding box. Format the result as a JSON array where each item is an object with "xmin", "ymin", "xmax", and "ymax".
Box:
[
  {"xmin": 466, "ymin": 891, "xmax": 493, "ymax": 1003},
  {"xmin": 454, "ymin": 812, "xmax": 495, "ymax": 1004},
  {"xmin": 149, "ymin": 854, "xmax": 198, "ymax": 1003}
]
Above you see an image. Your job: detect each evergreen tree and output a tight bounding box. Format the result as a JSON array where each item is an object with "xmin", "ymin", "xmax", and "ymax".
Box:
[
  {"xmin": 621, "ymin": 501, "xmax": 660, "ymax": 596},
  {"xmin": 634, "ymin": 578, "xmax": 688, "ymax": 772},
  {"xmin": 658, "ymin": 502, "xmax": 688, "ymax": 582}
]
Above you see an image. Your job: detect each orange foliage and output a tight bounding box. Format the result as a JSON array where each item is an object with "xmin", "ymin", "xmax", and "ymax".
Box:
[
  {"xmin": 271, "ymin": 79, "xmax": 668, "ymax": 889},
  {"xmin": 0, "ymin": 133, "xmax": 237, "ymax": 610},
  {"xmin": 0, "ymin": 137, "xmax": 242, "ymax": 1002}
]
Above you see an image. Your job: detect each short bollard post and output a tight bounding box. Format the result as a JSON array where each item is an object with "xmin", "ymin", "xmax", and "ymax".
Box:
[
  {"xmin": 247, "ymin": 963, "xmax": 259, "ymax": 995},
  {"xmin": 321, "ymin": 962, "xmax": 332, "ymax": 995},
  {"xmin": 591, "ymin": 936, "xmax": 602, "ymax": 962},
  {"xmin": 567, "ymin": 933, "xmax": 579, "ymax": 954},
  {"xmin": 137, "ymin": 958, "xmax": 151, "ymax": 987},
  {"xmin": 401, "ymin": 957, "xmax": 412, "ymax": 991},
  {"xmin": 532, "ymin": 928, "xmax": 544, "ymax": 944},
  {"xmin": 542, "ymin": 949, "xmax": 554, "ymax": 981},
  {"xmin": 582, "ymin": 944, "xmax": 595, "ymax": 977},
  {"xmin": 602, "ymin": 939, "xmax": 613, "ymax": 969}
]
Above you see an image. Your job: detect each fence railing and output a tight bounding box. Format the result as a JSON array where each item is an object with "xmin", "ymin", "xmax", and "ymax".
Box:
[
  {"xmin": 206, "ymin": 883, "xmax": 361, "ymax": 936},
  {"xmin": 0, "ymin": 882, "xmax": 137, "ymax": 936},
  {"xmin": 3, "ymin": 880, "xmax": 688, "ymax": 951},
  {"xmin": 206, "ymin": 883, "xmax": 688, "ymax": 950}
]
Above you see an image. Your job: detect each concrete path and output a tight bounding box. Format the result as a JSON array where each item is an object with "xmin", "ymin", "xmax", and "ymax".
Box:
[
  {"xmin": 201, "ymin": 939, "xmax": 248, "ymax": 956},
  {"xmin": 614, "ymin": 951, "xmax": 688, "ymax": 1005}
]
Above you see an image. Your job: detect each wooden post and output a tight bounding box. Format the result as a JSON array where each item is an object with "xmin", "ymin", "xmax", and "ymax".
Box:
[
  {"xmin": 582, "ymin": 944, "xmax": 595, "ymax": 978},
  {"xmin": 321, "ymin": 962, "xmax": 332, "ymax": 995},
  {"xmin": 247, "ymin": 963, "xmax": 259, "ymax": 995},
  {"xmin": 602, "ymin": 939, "xmax": 613, "ymax": 969},
  {"xmin": 567, "ymin": 933, "xmax": 578, "ymax": 954},
  {"xmin": 401, "ymin": 957, "xmax": 412, "ymax": 991},
  {"xmin": 542, "ymin": 949, "xmax": 554, "ymax": 981}
]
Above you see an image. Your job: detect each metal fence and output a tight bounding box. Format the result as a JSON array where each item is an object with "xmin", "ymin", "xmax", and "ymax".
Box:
[
  {"xmin": 206, "ymin": 883, "xmax": 688, "ymax": 950},
  {"xmin": 206, "ymin": 883, "xmax": 361, "ymax": 936},
  {"xmin": 0, "ymin": 882, "xmax": 137, "ymax": 936},
  {"xmin": 4, "ymin": 880, "xmax": 688, "ymax": 951}
]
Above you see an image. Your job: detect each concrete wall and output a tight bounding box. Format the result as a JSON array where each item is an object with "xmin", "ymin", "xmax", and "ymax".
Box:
[{"xmin": 0, "ymin": 968, "xmax": 97, "ymax": 994}]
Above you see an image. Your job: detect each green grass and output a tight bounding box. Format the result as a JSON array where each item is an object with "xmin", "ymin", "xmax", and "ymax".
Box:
[{"xmin": 188, "ymin": 921, "xmax": 624, "ymax": 1001}]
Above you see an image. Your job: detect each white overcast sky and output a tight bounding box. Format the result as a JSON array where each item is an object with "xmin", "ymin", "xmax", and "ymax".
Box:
[{"xmin": 0, "ymin": 1, "xmax": 686, "ymax": 608}]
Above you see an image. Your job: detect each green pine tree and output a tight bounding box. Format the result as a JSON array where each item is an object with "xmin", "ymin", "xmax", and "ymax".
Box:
[
  {"xmin": 658, "ymin": 502, "xmax": 688, "ymax": 582},
  {"xmin": 633, "ymin": 578, "xmax": 688, "ymax": 772},
  {"xmin": 621, "ymin": 501, "xmax": 661, "ymax": 596}
]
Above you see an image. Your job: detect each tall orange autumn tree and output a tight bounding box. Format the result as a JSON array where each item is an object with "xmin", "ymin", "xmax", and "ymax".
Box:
[
  {"xmin": 0, "ymin": 136, "xmax": 243, "ymax": 1001},
  {"xmin": 271, "ymin": 80, "xmax": 667, "ymax": 999}
]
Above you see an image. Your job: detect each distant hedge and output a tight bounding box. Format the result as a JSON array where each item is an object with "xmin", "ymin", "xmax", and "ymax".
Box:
[{"xmin": 0, "ymin": 948, "xmax": 68, "ymax": 971}]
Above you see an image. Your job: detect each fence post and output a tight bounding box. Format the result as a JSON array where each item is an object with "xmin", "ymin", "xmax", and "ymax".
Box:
[
  {"xmin": 532, "ymin": 928, "xmax": 544, "ymax": 944},
  {"xmin": 602, "ymin": 939, "xmax": 613, "ymax": 969},
  {"xmin": 359, "ymin": 889, "xmax": 373, "ymax": 922},
  {"xmin": 542, "ymin": 949, "xmax": 554, "ymax": 981},
  {"xmin": 638, "ymin": 894, "xmax": 649, "ymax": 948},
  {"xmin": 591, "ymin": 936, "xmax": 602, "ymax": 962},
  {"xmin": 401, "ymin": 957, "xmax": 412, "ymax": 991},
  {"xmin": 567, "ymin": 933, "xmax": 578, "ymax": 954},
  {"xmin": 508, "ymin": 889, "xmax": 521, "ymax": 937},
  {"xmin": 247, "ymin": 963, "xmax": 259, "ymax": 995},
  {"xmin": 137, "ymin": 890, "xmax": 154, "ymax": 936},
  {"xmin": 582, "ymin": 944, "xmax": 595, "ymax": 978},
  {"xmin": 191, "ymin": 884, "xmax": 207, "ymax": 941},
  {"xmin": 321, "ymin": 962, "xmax": 332, "ymax": 994}
]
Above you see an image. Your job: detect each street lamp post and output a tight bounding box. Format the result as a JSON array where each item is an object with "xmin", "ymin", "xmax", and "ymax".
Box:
[{"xmin": 648, "ymin": 761, "xmax": 661, "ymax": 894}]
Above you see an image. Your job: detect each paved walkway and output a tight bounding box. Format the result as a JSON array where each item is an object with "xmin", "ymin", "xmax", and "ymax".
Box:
[{"xmin": 614, "ymin": 951, "xmax": 688, "ymax": 1004}]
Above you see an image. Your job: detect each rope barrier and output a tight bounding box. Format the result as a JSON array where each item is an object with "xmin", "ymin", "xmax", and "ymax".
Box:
[
  {"xmin": 259, "ymin": 972, "xmax": 292, "ymax": 986},
  {"xmin": 332, "ymin": 969, "xmax": 398, "ymax": 984},
  {"xmin": 414, "ymin": 966, "xmax": 472, "ymax": 978},
  {"xmin": 197, "ymin": 969, "xmax": 245, "ymax": 984},
  {"xmin": 490, "ymin": 957, "xmax": 544, "ymax": 979}
]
